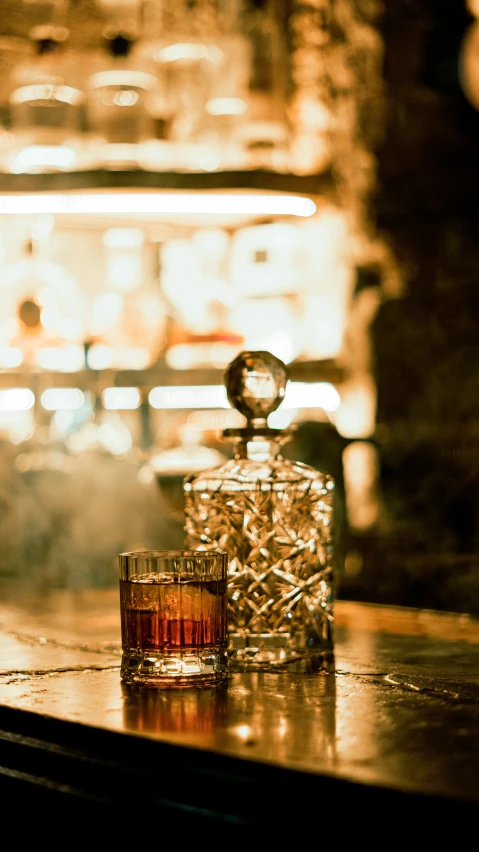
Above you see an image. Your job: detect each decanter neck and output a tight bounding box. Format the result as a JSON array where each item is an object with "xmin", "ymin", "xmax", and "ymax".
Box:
[
  {"xmin": 232, "ymin": 438, "xmax": 283, "ymax": 461},
  {"xmin": 223, "ymin": 426, "xmax": 293, "ymax": 461}
]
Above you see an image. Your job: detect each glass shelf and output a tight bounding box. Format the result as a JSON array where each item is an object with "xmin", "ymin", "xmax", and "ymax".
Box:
[{"xmin": 0, "ymin": 167, "xmax": 332, "ymax": 196}]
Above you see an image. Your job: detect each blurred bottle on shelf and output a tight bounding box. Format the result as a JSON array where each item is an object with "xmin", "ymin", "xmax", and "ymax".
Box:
[
  {"xmin": 87, "ymin": 29, "xmax": 159, "ymax": 169},
  {"xmin": 198, "ymin": 32, "xmax": 251, "ymax": 170},
  {"xmin": 137, "ymin": 0, "xmax": 251, "ymax": 171},
  {"xmin": 237, "ymin": 0, "xmax": 291, "ymax": 170},
  {"xmin": 139, "ymin": 64, "xmax": 219, "ymax": 171},
  {"xmin": 6, "ymin": 25, "xmax": 88, "ymax": 173}
]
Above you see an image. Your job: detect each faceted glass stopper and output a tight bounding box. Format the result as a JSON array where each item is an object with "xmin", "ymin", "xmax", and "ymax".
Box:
[{"xmin": 224, "ymin": 350, "xmax": 288, "ymax": 426}]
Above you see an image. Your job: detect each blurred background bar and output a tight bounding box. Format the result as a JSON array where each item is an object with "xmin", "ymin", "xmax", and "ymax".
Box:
[{"xmin": 0, "ymin": 0, "xmax": 478, "ymax": 615}]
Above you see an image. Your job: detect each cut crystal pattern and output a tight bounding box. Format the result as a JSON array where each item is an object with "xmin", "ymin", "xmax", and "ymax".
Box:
[{"xmin": 184, "ymin": 452, "xmax": 335, "ymax": 670}]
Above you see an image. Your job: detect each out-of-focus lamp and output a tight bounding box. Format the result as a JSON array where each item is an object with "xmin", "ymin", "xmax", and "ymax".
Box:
[
  {"xmin": 102, "ymin": 227, "xmax": 144, "ymax": 292},
  {"xmin": 459, "ymin": 11, "xmax": 479, "ymax": 110}
]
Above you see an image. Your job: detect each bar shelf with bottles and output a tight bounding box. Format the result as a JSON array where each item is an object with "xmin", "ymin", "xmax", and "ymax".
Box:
[
  {"xmin": 0, "ymin": 0, "xmax": 345, "ymax": 395},
  {"xmin": 0, "ymin": 1, "xmax": 384, "ymax": 578},
  {"xmin": 0, "ymin": 0, "xmax": 331, "ymax": 183},
  {"xmin": 0, "ymin": 189, "xmax": 368, "ymax": 480}
]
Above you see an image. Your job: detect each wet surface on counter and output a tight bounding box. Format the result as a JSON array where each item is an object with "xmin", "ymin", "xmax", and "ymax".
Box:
[{"xmin": 0, "ymin": 586, "xmax": 478, "ymax": 807}]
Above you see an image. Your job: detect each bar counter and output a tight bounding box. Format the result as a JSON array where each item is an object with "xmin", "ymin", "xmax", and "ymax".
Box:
[{"xmin": 0, "ymin": 584, "xmax": 478, "ymax": 839}]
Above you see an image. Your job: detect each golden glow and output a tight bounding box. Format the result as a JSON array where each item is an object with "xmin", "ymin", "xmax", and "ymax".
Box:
[
  {"xmin": 149, "ymin": 382, "xmax": 340, "ymax": 411},
  {"xmin": 206, "ymin": 98, "xmax": 248, "ymax": 116},
  {"xmin": 149, "ymin": 385, "xmax": 228, "ymax": 410},
  {"xmin": 41, "ymin": 388, "xmax": 84, "ymax": 411},
  {"xmin": 86, "ymin": 345, "xmax": 151, "ymax": 370},
  {"xmin": 10, "ymin": 145, "xmax": 78, "ymax": 174},
  {"xmin": 98, "ymin": 143, "xmax": 141, "ymax": 166},
  {"xmin": 102, "ymin": 387, "xmax": 141, "ymax": 410},
  {"xmin": 187, "ymin": 409, "xmax": 245, "ymax": 430},
  {"xmin": 166, "ymin": 342, "xmax": 241, "ymax": 371},
  {"xmin": 0, "ymin": 410, "xmax": 35, "ymax": 444},
  {"xmin": 98, "ymin": 417, "xmax": 132, "ymax": 456},
  {"xmin": 86, "ymin": 345, "xmax": 113, "ymax": 370},
  {"xmin": 284, "ymin": 382, "xmax": 340, "ymax": 412},
  {"xmin": 342, "ymin": 441, "xmax": 380, "ymax": 531},
  {"xmin": 112, "ymin": 90, "xmax": 139, "ymax": 107},
  {"xmin": 89, "ymin": 71, "xmax": 156, "ymax": 91},
  {"xmin": 231, "ymin": 724, "xmax": 255, "ymax": 743},
  {"xmin": 35, "ymin": 346, "xmax": 85, "ymax": 372},
  {"xmin": 0, "ymin": 347, "xmax": 23, "ymax": 368},
  {"xmin": 155, "ymin": 43, "xmax": 223, "ymax": 65},
  {"xmin": 268, "ymin": 409, "xmax": 294, "ymax": 429},
  {"xmin": 334, "ymin": 376, "xmax": 376, "ymax": 438},
  {"xmin": 10, "ymin": 84, "xmax": 84, "ymax": 106},
  {"xmin": 459, "ymin": 22, "xmax": 479, "ymax": 111},
  {"xmin": 102, "ymin": 228, "xmax": 145, "ymax": 248}
]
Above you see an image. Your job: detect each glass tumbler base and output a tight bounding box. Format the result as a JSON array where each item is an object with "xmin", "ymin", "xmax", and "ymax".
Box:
[{"xmin": 120, "ymin": 648, "xmax": 228, "ymax": 687}]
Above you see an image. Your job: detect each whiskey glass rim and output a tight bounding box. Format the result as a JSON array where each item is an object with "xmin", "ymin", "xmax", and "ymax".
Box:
[
  {"xmin": 119, "ymin": 549, "xmax": 227, "ymax": 560},
  {"xmin": 118, "ymin": 549, "xmax": 228, "ymax": 580}
]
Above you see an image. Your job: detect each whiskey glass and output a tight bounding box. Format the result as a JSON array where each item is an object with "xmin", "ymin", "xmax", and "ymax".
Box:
[{"xmin": 119, "ymin": 550, "xmax": 228, "ymax": 687}]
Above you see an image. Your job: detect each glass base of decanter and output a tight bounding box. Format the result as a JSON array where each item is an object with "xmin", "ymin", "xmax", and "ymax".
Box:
[{"xmin": 227, "ymin": 632, "xmax": 335, "ymax": 673}]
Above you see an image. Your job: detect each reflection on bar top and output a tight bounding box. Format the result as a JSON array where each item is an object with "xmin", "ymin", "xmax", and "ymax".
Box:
[{"xmin": 336, "ymin": 600, "xmax": 479, "ymax": 643}]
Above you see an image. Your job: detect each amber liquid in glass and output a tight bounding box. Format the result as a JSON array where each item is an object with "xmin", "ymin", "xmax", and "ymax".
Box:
[{"xmin": 120, "ymin": 575, "xmax": 227, "ymax": 655}]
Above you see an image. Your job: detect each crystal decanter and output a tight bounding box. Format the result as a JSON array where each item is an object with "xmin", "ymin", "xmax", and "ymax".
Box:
[{"xmin": 184, "ymin": 350, "xmax": 335, "ymax": 671}]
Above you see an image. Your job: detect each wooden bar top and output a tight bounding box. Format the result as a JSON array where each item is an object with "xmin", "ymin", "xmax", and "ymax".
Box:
[{"xmin": 0, "ymin": 583, "xmax": 478, "ymax": 839}]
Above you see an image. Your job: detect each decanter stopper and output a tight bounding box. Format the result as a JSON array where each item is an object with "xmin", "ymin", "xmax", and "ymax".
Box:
[{"xmin": 225, "ymin": 350, "xmax": 288, "ymax": 428}]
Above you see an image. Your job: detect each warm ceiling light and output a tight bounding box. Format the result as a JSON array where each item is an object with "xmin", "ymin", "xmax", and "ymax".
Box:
[{"xmin": 0, "ymin": 193, "xmax": 316, "ymax": 218}]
